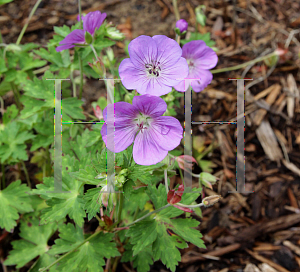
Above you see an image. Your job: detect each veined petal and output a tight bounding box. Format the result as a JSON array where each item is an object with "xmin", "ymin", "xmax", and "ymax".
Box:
[
  {"xmin": 56, "ymin": 44, "xmax": 76, "ymax": 52},
  {"xmin": 190, "ymin": 69, "xmax": 213, "ymax": 92},
  {"xmin": 103, "ymin": 102, "xmax": 138, "ymax": 123},
  {"xmin": 58, "ymin": 29, "xmax": 85, "ymax": 45},
  {"xmin": 83, "ymin": 11, "xmax": 106, "ymax": 36},
  {"xmin": 159, "ymin": 57, "xmax": 189, "ymax": 86},
  {"xmin": 133, "ymin": 129, "xmax": 168, "ymax": 165},
  {"xmin": 182, "ymin": 40, "xmax": 218, "ymax": 70},
  {"xmin": 137, "ymin": 77, "xmax": 172, "ymax": 96},
  {"xmin": 128, "ymin": 35, "xmax": 158, "ymax": 68},
  {"xmin": 101, "ymin": 123, "xmax": 136, "ymax": 153},
  {"xmin": 132, "ymin": 95, "xmax": 167, "ymax": 118},
  {"xmin": 119, "ymin": 58, "xmax": 148, "ymax": 90},
  {"xmin": 149, "ymin": 116, "xmax": 183, "ymax": 151},
  {"xmin": 152, "ymin": 35, "xmax": 182, "ymax": 67}
]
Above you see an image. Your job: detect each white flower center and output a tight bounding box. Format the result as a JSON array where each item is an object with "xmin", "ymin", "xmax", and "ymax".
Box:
[
  {"xmin": 134, "ymin": 113, "xmax": 152, "ymax": 133},
  {"xmin": 145, "ymin": 61, "xmax": 161, "ymax": 77}
]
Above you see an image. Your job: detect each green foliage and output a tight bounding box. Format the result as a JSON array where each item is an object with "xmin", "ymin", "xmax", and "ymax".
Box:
[
  {"xmin": 0, "ymin": 121, "xmax": 35, "ymax": 164},
  {"xmin": 125, "ymin": 184, "xmax": 204, "ymax": 272},
  {"xmin": 0, "ymin": 180, "xmax": 33, "ymax": 231},
  {"xmin": 48, "ymin": 224, "xmax": 120, "ymax": 272},
  {"xmin": 181, "ymin": 32, "xmax": 215, "ymax": 47},
  {"xmin": 4, "ymin": 215, "xmax": 58, "ymax": 270}
]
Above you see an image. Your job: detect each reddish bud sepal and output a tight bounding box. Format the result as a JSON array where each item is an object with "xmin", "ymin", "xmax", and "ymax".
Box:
[
  {"xmin": 167, "ymin": 184, "xmax": 193, "ymax": 213},
  {"xmin": 176, "ymin": 155, "xmax": 198, "ymax": 170},
  {"xmin": 93, "ymin": 105, "xmax": 103, "ymax": 120}
]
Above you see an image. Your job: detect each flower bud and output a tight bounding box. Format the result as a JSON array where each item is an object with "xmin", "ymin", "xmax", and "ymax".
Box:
[
  {"xmin": 176, "ymin": 155, "xmax": 198, "ymax": 170},
  {"xmin": 202, "ymin": 195, "xmax": 222, "ymax": 207},
  {"xmin": 92, "ymin": 104, "xmax": 103, "ymax": 120},
  {"xmin": 195, "ymin": 5, "xmax": 206, "ymax": 27},
  {"xmin": 85, "ymin": 31, "xmax": 93, "ymax": 44},
  {"xmin": 175, "ymin": 19, "xmax": 188, "ymax": 34},
  {"xmin": 101, "ymin": 185, "xmax": 117, "ymax": 207},
  {"xmin": 199, "ymin": 172, "xmax": 218, "ymax": 189},
  {"xmin": 116, "ymin": 169, "xmax": 128, "ymax": 188},
  {"xmin": 88, "ymin": 57, "xmax": 105, "ymax": 77},
  {"xmin": 105, "ymin": 26, "xmax": 125, "ymax": 40}
]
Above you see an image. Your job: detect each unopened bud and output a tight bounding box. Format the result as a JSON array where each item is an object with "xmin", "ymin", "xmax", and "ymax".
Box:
[
  {"xmin": 202, "ymin": 195, "xmax": 222, "ymax": 207},
  {"xmin": 195, "ymin": 5, "xmax": 206, "ymax": 27},
  {"xmin": 88, "ymin": 57, "xmax": 105, "ymax": 77},
  {"xmin": 101, "ymin": 185, "xmax": 117, "ymax": 207},
  {"xmin": 199, "ymin": 172, "xmax": 218, "ymax": 189}
]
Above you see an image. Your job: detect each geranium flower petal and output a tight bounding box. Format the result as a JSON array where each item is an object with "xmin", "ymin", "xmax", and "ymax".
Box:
[
  {"xmin": 103, "ymin": 102, "xmax": 138, "ymax": 123},
  {"xmin": 100, "ymin": 122, "xmax": 136, "ymax": 153},
  {"xmin": 149, "ymin": 116, "xmax": 183, "ymax": 151},
  {"xmin": 132, "ymin": 95, "xmax": 167, "ymax": 118},
  {"xmin": 119, "ymin": 59, "xmax": 148, "ymax": 91},
  {"xmin": 83, "ymin": 11, "xmax": 106, "ymax": 36},
  {"xmin": 133, "ymin": 129, "xmax": 168, "ymax": 165},
  {"xmin": 128, "ymin": 35, "xmax": 158, "ymax": 68},
  {"xmin": 182, "ymin": 40, "xmax": 218, "ymax": 70},
  {"xmin": 159, "ymin": 57, "xmax": 189, "ymax": 86},
  {"xmin": 59, "ymin": 29, "xmax": 85, "ymax": 45},
  {"xmin": 152, "ymin": 35, "xmax": 182, "ymax": 66},
  {"xmin": 190, "ymin": 69, "xmax": 213, "ymax": 92}
]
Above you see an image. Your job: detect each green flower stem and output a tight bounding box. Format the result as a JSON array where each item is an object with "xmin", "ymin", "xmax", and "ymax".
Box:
[
  {"xmin": 78, "ymin": 0, "xmax": 82, "ymax": 29},
  {"xmin": 0, "ymin": 32, "xmax": 3, "ymax": 44},
  {"xmin": 211, "ymin": 52, "xmax": 277, "ymax": 74},
  {"xmin": 78, "ymin": 54, "xmax": 83, "ymax": 100},
  {"xmin": 178, "ymin": 167, "xmax": 184, "ymax": 182},
  {"xmin": 115, "ymin": 204, "xmax": 171, "ymax": 233},
  {"xmin": 16, "ymin": 0, "xmax": 43, "ymax": 45},
  {"xmin": 1, "ymin": 164, "xmax": 5, "ymax": 190},
  {"xmin": 70, "ymin": 66, "xmax": 76, "ymax": 97},
  {"xmin": 172, "ymin": 0, "xmax": 180, "ymax": 21},
  {"xmin": 10, "ymin": 83, "xmax": 21, "ymax": 110},
  {"xmin": 21, "ymin": 161, "xmax": 31, "ymax": 188},
  {"xmin": 164, "ymin": 169, "xmax": 169, "ymax": 193},
  {"xmin": 39, "ymin": 231, "xmax": 102, "ymax": 272},
  {"xmin": 176, "ymin": 202, "xmax": 204, "ymax": 209},
  {"xmin": 117, "ymin": 192, "xmax": 124, "ymax": 223}
]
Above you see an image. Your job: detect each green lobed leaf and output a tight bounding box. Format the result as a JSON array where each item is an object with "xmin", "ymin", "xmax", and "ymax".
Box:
[
  {"xmin": 48, "ymin": 223, "xmax": 120, "ymax": 272},
  {"xmin": 0, "ymin": 180, "xmax": 33, "ymax": 231},
  {"xmin": 4, "ymin": 215, "xmax": 58, "ymax": 269}
]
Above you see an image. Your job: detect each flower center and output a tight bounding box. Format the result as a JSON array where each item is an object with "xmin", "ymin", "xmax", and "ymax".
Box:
[
  {"xmin": 187, "ymin": 59, "xmax": 195, "ymax": 73},
  {"xmin": 134, "ymin": 114, "xmax": 151, "ymax": 133},
  {"xmin": 145, "ymin": 61, "xmax": 161, "ymax": 77}
]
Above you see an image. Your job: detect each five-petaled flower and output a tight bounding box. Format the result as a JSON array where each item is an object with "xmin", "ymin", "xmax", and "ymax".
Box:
[
  {"xmin": 167, "ymin": 184, "xmax": 193, "ymax": 212},
  {"xmin": 100, "ymin": 95, "xmax": 183, "ymax": 166},
  {"xmin": 119, "ymin": 35, "xmax": 189, "ymax": 96},
  {"xmin": 174, "ymin": 40, "xmax": 218, "ymax": 93},
  {"xmin": 56, "ymin": 11, "xmax": 106, "ymax": 52}
]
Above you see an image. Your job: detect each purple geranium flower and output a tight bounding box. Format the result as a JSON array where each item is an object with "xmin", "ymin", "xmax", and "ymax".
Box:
[
  {"xmin": 175, "ymin": 19, "xmax": 188, "ymax": 33},
  {"xmin": 174, "ymin": 40, "xmax": 218, "ymax": 93},
  {"xmin": 100, "ymin": 95, "xmax": 183, "ymax": 165},
  {"xmin": 56, "ymin": 11, "xmax": 106, "ymax": 52},
  {"xmin": 119, "ymin": 35, "xmax": 189, "ymax": 96}
]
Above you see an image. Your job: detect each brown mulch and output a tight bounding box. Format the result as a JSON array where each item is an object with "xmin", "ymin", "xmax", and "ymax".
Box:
[{"xmin": 1, "ymin": 0, "xmax": 300, "ymax": 271}]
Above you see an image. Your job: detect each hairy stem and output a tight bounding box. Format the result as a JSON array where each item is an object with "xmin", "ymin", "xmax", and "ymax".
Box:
[
  {"xmin": 21, "ymin": 161, "xmax": 31, "ymax": 188},
  {"xmin": 211, "ymin": 52, "xmax": 276, "ymax": 74},
  {"xmin": 16, "ymin": 0, "xmax": 43, "ymax": 45},
  {"xmin": 164, "ymin": 169, "xmax": 169, "ymax": 193},
  {"xmin": 1, "ymin": 164, "xmax": 5, "ymax": 190},
  {"xmin": 172, "ymin": 0, "xmax": 180, "ymax": 21},
  {"xmin": 176, "ymin": 202, "xmax": 204, "ymax": 208},
  {"xmin": 78, "ymin": 55, "xmax": 83, "ymax": 99},
  {"xmin": 117, "ymin": 192, "xmax": 124, "ymax": 223}
]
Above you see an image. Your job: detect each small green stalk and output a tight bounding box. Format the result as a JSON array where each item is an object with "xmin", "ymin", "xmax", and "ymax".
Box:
[
  {"xmin": 39, "ymin": 231, "xmax": 102, "ymax": 272},
  {"xmin": 172, "ymin": 0, "xmax": 180, "ymax": 21},
  {"xmin": 164, "ymin": 169, "xmax": 169, "ymax": 193},
  {"xmin": 211, "ymin": 52, "xmax": 277, "ymax": 74},
  {"xmin": 1, "ymin": 164, "xmax": 5, "ymax": 190},
  {"xmin": 16, "ymin": 0, "xmax": 43, "ymax": 45},
  {"xmin": 21, "ymin": 161, "xmax": 31, "ymax": 188},
  {"xmin": 117, "ymin": 192, "xmax": 124, "ymax": 223},
  {"xmin": 78, "ymin": 54, "xmax": 83, "ymax": 99}
]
